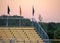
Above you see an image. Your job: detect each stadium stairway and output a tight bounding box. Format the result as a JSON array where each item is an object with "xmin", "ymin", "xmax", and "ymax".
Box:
[{"xmin": 0, "ymin": 27, "xmax": 45, "ymax": 43}]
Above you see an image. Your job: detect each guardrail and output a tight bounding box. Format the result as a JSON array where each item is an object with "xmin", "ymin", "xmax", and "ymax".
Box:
[
  {"xmin": 0, "ymin": 17, "xmax": 32, "ymax": 27},
  {"xmin": 43, "ymin": 39, "xmax": 60, "ymax": 43},
  {"xmin": 0, "ymin": 39, "xmax": 60, "ymax": 43},
  {"xmin": 32, "ymin": 18, "xmax": 50, "ymax": 43},
  {"xmin": 0, "ymin": 39, "xmax": 44, "ymax": 43}
]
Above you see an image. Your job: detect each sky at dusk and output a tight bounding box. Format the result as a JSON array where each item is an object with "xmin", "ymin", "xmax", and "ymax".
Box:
[{"xmin": 0, "ymin": 0, "xmax": 60, "ymax": 23}]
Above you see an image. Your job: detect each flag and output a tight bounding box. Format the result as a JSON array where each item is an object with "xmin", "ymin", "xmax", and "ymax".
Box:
[
  {"xmin": 8, "ymin": 6, "xmax": 10, "ymax": 14},
  {"xmin": 19, "ymin": 6, "xmax": 22, "ymax": 16},
  {"xmin": 39, "ymin": 14, "xmax": 42, "ymax": 21},
  {"xmin": 32, "ymin": 6, "xmax": 34, "ymax": 16}
]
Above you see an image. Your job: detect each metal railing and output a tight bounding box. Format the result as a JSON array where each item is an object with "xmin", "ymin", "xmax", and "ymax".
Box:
[
  {"xmin": 32, "ymin": 18, "xmax": 50, "ymax": 43},
  {"xmin": 0, "ymin": 39, "xmax": 60, "ymax": 43},
  {"xmin": 43, "ymin": 39, "xmax": 60, "ymax": 43},
  {"xmin": 0, "ymin": 39, "xmax": 47, "ymax": 43},
  {"xmin": 0, "ymin": 17, "xmax": 32, "ymax": 27}
]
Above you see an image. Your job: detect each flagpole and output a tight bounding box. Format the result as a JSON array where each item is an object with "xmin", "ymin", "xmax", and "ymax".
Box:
[
  {"xmin": 6, "ymin": 6, "xmax": 10, "ymax": 26},
  {"xmin": 32, "ymin": 6, "xmax": 35, "ymax": 26},
  {"xmin": 19, "ymin": 6, "xmax": 22, "ymax": 26},
  {"xmin": 6, "ymin": 16, "xmax": 8, "ymax": 26}
]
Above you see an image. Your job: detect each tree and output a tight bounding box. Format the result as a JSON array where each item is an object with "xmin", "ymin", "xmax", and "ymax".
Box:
[
  {"xmin": 54, "ymin": 28, "xmax": 60, "ymax": 39},
  {"xmin": 47, "ymin": 22, "xmax": 56, "ymax": 39}
]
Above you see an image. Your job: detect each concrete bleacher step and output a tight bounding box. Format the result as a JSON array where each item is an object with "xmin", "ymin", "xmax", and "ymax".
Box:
[
  {"xmin": 23, "ymin": 29, "xmax": 44, "ymax": 43},
  {"xmin": 17, "ymin": 30, "xmax": 27, "ymax": 38},
  {"xmin": 11, "ymin": 30, "xmax": 23, "ymax": 41},
  {"xmin": 4, "ymin": 30, "xmax": 14, "ymax": 38},
  {"xmin": 0, "ymin": 30, "xmax": 7, "ymax": 39},
  {"xmin": 24, "ymin": 30, "xmax": 41, "ymax": 38},
  {"xmin": 0, "ymin": 27, "xmax": 44, "ymax": 43}
]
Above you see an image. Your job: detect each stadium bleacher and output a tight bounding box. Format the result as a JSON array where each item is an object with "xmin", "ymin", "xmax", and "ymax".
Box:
[
  {"xmin": 0, "ymin": 16, "xmax": 47, "ymax": 43},
  {"xmin": 0, "ymin": 27, "xmax": 44, "ymax": 43}
]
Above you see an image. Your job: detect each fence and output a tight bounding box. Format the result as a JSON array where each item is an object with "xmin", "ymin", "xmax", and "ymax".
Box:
[
  {"xmin": 0, "ymin": 16, "xmax": 32, "ymax": 27},
  {"xmin": 32, "ymin": 18, "xmax": 50, "ymax": 43},
  {"xmin": 0, "ymin": 39, "xmax": 60, "ymax": 43},
  {"xmin": 43, "ymin": 39, "xmax": 60, "ymax": 43}
]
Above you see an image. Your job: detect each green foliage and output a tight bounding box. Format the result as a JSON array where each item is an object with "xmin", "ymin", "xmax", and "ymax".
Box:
[
  {"xmin": 8, "ymin": 19, "xmax": 19, "ymax": 26},
  {"xmin": 39, "ymin": 22, "xmax": 48, "ymax": 33},
  {"xmin": 0, "ymin": 19, "xmax": 7, "ymax": 26},
  {"xmin": 39, "ymin": 22, "xmax": 60, "ymax": 39},
  {"xmin": 54, "ymin": 28, "xmax": 60, "ymax": 39},
  {"xmin": 0, "ymin": 16, "xmax": 32, "ymax": 27},
  {"xmin": 21, "ymin": 19, "xmax": 32, "ymax": 26}
]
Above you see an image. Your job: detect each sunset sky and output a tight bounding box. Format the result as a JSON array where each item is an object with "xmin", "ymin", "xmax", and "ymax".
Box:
[{"xmin": 0, "ymin": 0, "xmax": 60, "ymax": 23}]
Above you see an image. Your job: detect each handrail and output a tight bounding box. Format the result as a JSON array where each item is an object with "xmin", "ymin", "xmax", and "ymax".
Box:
[
  {"xmin": 32, "ymin": 18, "xmax": 50, "ymax": 43},
  {"xmin": 0, "ymin": 39, "xmax": 59, "ymax": 43}
]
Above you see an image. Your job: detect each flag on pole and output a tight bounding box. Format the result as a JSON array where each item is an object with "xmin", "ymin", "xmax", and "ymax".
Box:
[
  {"xmin": 32, "ymin": 6, "xmax": 34, "ymax": 16},
  {"xmin": 8, "ymin": 6, "xmax": 10, "ymax": 14},
  {"xmin": 19, "ymin": 6, "xmax": 22, "ymax": 16},
  {"xmin": 39, "ymin": 14, "xmax": 42, "ymax": 21}
]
